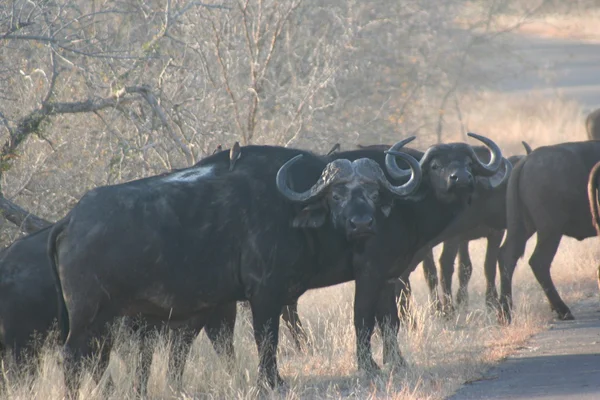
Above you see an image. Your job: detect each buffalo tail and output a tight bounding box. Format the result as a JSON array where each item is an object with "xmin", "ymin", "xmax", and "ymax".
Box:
[{"xmin": 47, "ymin": 217, "xmax": 70, "ymax": 343}]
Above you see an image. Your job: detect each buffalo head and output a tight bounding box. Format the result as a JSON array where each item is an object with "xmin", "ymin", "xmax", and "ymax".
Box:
[
  {"xmin": 385, "ymin": 133, "xmax": 512, "ymax": 204},
  {"xmin": 276, "ymin": 138, "xmax": 422, "ymax": 240}
]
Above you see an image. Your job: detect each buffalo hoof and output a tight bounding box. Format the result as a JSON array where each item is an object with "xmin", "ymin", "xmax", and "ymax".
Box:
[
  {"xmin": 497, "ymin": 309, "xmax": 512, "ymax": 326},
  {"xmin": 258, "ymin": 374, "xmax": 287, "ymax": 392},
  {"xmin": 455, "ymin": 289, "xmax": 469, "ymax": 309},
  {"xmin": 557, "ymin": 311, "xmax": 575, "ymax": 321},
  {"xmin": 357, "ymin": 357, "xmax": 381, "ymax": 374}
]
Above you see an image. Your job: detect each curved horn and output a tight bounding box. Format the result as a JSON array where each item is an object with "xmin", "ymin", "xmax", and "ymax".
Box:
[
  {"xmin": 384, "ymin": 136, "xmax": 418, "ymax": 180},
  {"xmin": 522, "ymin": 141, "xmax": 533, "ymax": 155},
  {"xmin": 488, "ymin": 157, "xmax": 513, "ymax": 189},
  {"xmin": 466, "ymin": 132, "xmax": 503, "ymax": 177},
  {"xmin": 276, "ymin": 155, "xmax": 330, "ymax": 203},
  {"xmin": 380, "ymin": 151, "xmax": 422, "ymax": 197}
]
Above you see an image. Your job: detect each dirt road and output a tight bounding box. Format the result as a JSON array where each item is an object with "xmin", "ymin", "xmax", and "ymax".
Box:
[
  {"xmin": 496, "ymin": 34, "xmax": 600, "ymax": 110},
  {"xmin": 447, "ymin": 33, "xmax": 600, "ymax": 399},
  {"xmin": 448, "ymin": 299, "xmax": 600, "ymax": 399}
]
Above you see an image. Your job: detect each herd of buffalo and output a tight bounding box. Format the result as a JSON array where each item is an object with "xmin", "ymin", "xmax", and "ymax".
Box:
[{"xmin": 2, "ymin": 109, "xmax": 600, "ymax": 396}]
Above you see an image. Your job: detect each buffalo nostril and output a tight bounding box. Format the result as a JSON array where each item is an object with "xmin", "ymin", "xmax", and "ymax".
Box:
[
  {"xmin": 450, "ymin": 174, "xmax": 458, "ymax": 181},
  {"xmin": 350, "ymin": 216, "xmax": 374, "ymax": 230}
]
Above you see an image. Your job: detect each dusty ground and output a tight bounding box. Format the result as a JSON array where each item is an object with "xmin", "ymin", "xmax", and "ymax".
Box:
[{"xmin": 448, "ymin": 298, "xmax": 600, "ymax": 400}]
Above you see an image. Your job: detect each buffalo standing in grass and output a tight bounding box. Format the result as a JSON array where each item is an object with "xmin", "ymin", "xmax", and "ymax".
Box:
[
  {"xmin": 499, "ymin": 140, "xmax": 600, "ymax": 323},
  {"xmin": 208, "ymin": 134, "xmax": 511, "ymax": 373},
  {"xmin": 0, "ymin": 226, "xmax": 57, "ymax": 363},
  {"xmin": 586, "ymin": 108, "xmax": 600, "ymax": 140},
  {"xmin": 0, "ymin": 225, "xmax": 236, "ymax": 389},
  {"xmin": 420, "ymin": 141, "xmax": 533, "ymax": 314},
  {"xmin": 48, "ymin": 142, "xmax": 422, "ymax": 393}
]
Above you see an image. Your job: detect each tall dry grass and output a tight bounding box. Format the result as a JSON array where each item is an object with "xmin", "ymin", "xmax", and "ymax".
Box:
[{"xmin": 1, "ymin": 93, "xmax": 598, "ymax": 400}]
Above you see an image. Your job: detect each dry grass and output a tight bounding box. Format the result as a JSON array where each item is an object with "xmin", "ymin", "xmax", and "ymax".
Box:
[{"xmin": 1, "ymin": 93, "xmax": 598, "ymax": 399}]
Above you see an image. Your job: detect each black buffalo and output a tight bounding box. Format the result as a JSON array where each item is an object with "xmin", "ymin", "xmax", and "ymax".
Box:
[
  {"xmin": 0, "ymin": 225, "xmax": 236, "ymax": 390},
  {"xmin": 48, "ymin": 143, "xmax": 421, "ymax": 392},
  {"xmin": 209, "ymin": 134, "xmax": 512, "ymax": 373},
  {"xmin": 586, "ymin": 108, "xmax": 600, "ymax": 140},
  {"xmin": 0, "ymin": 226, "xmax": 57, "ymax": 363},
  {"xmin": 499, "ymin": 140, "xmax": 600, "ymax": 323},
  {"xmin": 420, "ymin": 141, "xmax": 533, "ymax": 314}
]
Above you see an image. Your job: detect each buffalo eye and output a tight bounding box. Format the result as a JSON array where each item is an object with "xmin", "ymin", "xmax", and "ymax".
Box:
[
  {"xmin": 370, "ymin": 192, "xmax": 379, "ymax": 202},
  {"xmin": 430, "ymin": 163, "xmax": 439, "ymax": 171},
  {"xmin": 332, "ymin": 193, "xmax": 342, "ymax": 202}
]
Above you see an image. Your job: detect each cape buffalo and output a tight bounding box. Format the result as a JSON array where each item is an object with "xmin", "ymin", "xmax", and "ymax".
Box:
[
  {"xmin": 215, "ymin": 134, "xmax": 512, "ymax": 372},
  {"xmin": 0, "ymin": 226, "xmax": 57, "ymax": 363},
  {"xmin": 0, "ymin": 224, "xmax": 237, "ymax": 390},
  {"xmin": 420, "ymin": 141, "xmax": 534, "ymax": 314},
  {"xmin": 48, "ymin": 142, "xmax": 422, "ymax": 392},
  {"xmin": 499, "ymin": 140, "xmax": 600, "ymax": 323},
  {"xmin": 586, "ymin": 108, "xmax": 600, "ymax": 140}
]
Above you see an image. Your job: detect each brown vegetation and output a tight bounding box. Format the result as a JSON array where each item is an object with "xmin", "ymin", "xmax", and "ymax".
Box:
[{"xmin": 0, "ymin": 0, "xmax": 598, "ymax": 399}]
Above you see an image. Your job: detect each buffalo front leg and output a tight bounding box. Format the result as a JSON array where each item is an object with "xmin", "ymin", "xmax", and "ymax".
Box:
[
  {"xmin": 249, "ymin": 296, "xmax": 285, "ymax": 389},
  {"xmin": 421, "ymin": 248, "xmax": 442, "ymax": 312},
  {"xmin": 456, "ymin": 240, "xmax": 473, "ymax": 309},
  {"xmin": 354, "ymin": 274, "xmax": 385, "ymax": 373},
  {"xmin": 280, "ymin": 303, "xmax": 309, "ymax": 351},
  {"xmin": 439, "ymin": 239, "xmax": 460, "ymax": 315},
  {"xmin": 375, "ymin": 282, "xmax": 405, "ymax": 368},
  {"xmin": 528, "ymin": 233, "xmax": 573, "ymax": 320}
]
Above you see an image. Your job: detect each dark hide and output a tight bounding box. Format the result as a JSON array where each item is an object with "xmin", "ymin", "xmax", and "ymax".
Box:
[
  {"xmin": 499, "ymin": 141, "xmax": 600, "ymax": 323},
  {"xmin": 0, "ymin": 225, "xmax": 235, "ymax": 390},
  {"xmin": 420, "ymin": 145, "xmax": 532, "ymax": 315}
]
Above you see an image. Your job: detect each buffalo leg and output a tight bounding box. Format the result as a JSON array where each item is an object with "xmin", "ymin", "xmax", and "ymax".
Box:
[
  {"xmin": 249, "ymin": 296, "xmax": 285, "ymax": 388},
  {"xmin": 455, "ymin": 240, "xmax": 473, "ymax": 309},
  {"xmin": 421, "ymin": 248, "xmax": 442, "ymax": 311},
  {"xmin": 375, "ymin": 282, "xmax": 405, "ymax": 367},
  {"xmin": 280, "ymin": 303, "xmax": 308, "ymax": 351},
  {"xmin": 528, "ymin": 233, "xmax": 573, "ymax": 320},
  {"xmin": 498, "ymin": 226, "xmax": 534, "ymax": 324},
  {"xmin": 394, "ymin": 272, "xmax": 414, "ymax": 325},
  {"xmin": 439, "ymin": 239, "xmax": 460, "ymax": 315},
  {"xmin": 62, "ymin": 310, "xmax": 114, "ymax": 397},
  {"xmin": 482, "ymin": 231, "xmax": 503, "ymax": 310},
  {"xmin": 354, "ymin": 273, "xmax": 386, "ymax": 373},
  {"xmin": 204, "ymin": 302, "xmax": 237, "ymax": 371}
]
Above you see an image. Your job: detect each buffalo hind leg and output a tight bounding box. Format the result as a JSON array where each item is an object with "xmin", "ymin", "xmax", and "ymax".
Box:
[
  {"xmin": 204, "ymin": 302, "xmax": 237, "ymax": 371},
  {"xmin": 62, "ymin": 309, "xmax": 114, "ymax": 398},
  {"xmin": 421, "ymin": 249, "xmax": 442, "ymax": 312},
  {"xmin": 375, "ymin": 282, "xmax": 405, "ymax": 368},
  {"xmin": 281, "ymin": 303, "xmax": 309, "ymax": 351},
  {"xmin": 249, "ymin": 295, "xmax": 285, "ymax": 389},
  {"xmin": 529, "ymin": 233, "xmax": 573, "ymax": 320},
  {"xmin": 498, "ymin": 227, "xmax": 534, "ymax": 324},
  {"xmin": 482, "ymin": 231, "xmax": 503, "ymax": 311},
  {"xmin": 456, "ymin": 240, "xmax": 473, "ymax": 309}
]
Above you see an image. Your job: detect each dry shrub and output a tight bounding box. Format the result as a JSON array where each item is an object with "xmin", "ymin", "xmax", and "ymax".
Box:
[{"xmin": 441, "ymin": 91, "xmax": 587, "ymax": 155}]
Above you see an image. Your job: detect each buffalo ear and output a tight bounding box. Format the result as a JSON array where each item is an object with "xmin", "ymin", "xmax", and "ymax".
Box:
[{"xmin": 292, "ymin": 202, "xmax": 327, "ymax": 228}]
